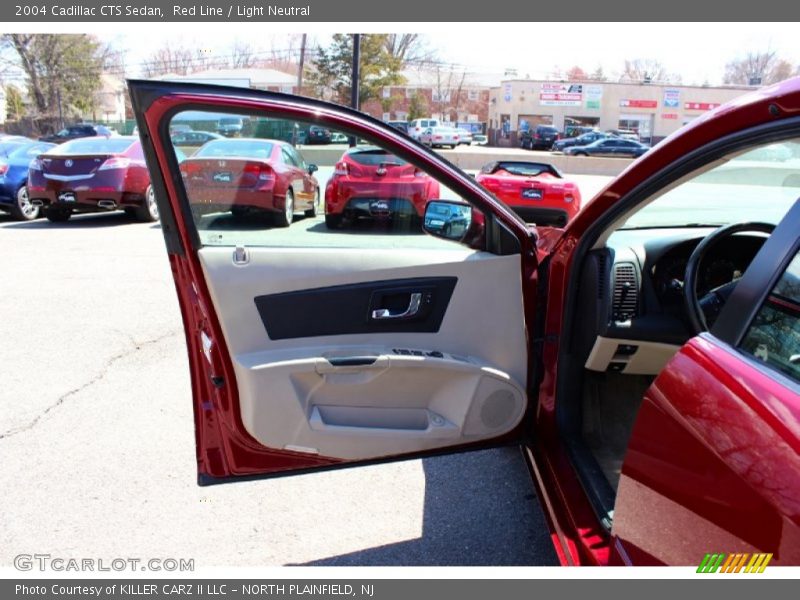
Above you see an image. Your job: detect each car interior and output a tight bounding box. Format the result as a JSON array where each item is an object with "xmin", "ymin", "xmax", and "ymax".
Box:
[{"xmin": 556, "ymin": 133, "xmax": 800, "ymax": 524}]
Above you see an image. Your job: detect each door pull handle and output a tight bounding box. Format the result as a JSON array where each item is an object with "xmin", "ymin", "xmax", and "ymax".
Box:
[{"xmin": 371, "ymin": 292, "xmax": 422, "ymax": 320}]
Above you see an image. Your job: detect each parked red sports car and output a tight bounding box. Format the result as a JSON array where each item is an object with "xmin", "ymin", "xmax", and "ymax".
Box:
[
  {"xmin": 324, "ymin": 145, "xmax": 440, "ymax": 228},
  {"xmin": 178, "ymin": 137, "xmax": 319, "ymax": 227},
  {"xmin": 129, "ymin": 78, "xmax": 800, "ymax": 567},
  {"xmin": 475, "ymin": 161, "xmax": 581, "ymax": 226},
  {"xmin": 28, "ymin": 136, "xmax": 159, "ymax": 222}
]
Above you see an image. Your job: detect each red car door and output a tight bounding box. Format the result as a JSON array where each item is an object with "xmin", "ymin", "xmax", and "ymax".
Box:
[
  {"xmin": 525, "ymin": 78, "xmax": 800, "ymax": 566},
  {"xmin": 129, "ymin": 80, "xmax": 539, "ymax": 483},
  {"xmin": 611, "ymin": 210, "xmax": 800, "ymax": 566}
]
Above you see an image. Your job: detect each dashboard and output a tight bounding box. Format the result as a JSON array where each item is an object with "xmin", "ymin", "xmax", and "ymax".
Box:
[
  {"xmin": 650, "ymin": 235, "xmax": 767, "ymax": 310},
  {"xmin": 578, "ymin": 228, "xmax": 768, "ymax": 375}
]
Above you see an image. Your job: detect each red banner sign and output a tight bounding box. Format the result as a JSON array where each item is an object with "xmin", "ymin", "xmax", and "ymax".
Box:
[
  {"xmin": 684, "ymin": 102, "xmax": 721, "ymax": 111},
  {"xmin": 619, "ymin": 99, "xmax": 658, "ymax": 108}
]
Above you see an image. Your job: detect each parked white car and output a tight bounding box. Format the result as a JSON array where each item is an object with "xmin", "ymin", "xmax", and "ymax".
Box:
[
  {"xmin": 419, "ymin": 126, "xmax": 460, "ymax": 149},
  {"xmin": 409, "ymin": 118, "xmax": 442, "ymax": 141}
]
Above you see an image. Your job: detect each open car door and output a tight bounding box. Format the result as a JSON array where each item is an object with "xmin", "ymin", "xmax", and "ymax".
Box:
[
  {"xmin": 128, "ymin": 80, "xmax": 539, "ymax": 484},
  {"xmin": 611, "ymin": 205, "xmax": 800, "ymax": 565}
]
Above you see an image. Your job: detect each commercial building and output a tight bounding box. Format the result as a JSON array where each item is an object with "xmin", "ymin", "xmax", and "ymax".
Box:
[{"xmin": 488, "ymin": 79, "xmax": 755, "ymax": 145}]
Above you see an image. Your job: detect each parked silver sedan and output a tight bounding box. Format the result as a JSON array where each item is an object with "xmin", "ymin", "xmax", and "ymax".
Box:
[{"xmin": 419, "ymin": 126, "xmax": 461, "ymax": 149}]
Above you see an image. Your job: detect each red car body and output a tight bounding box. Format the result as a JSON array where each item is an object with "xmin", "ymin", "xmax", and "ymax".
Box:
[
  {"xmin": 129, "ymin": 78, "xmax": 800, "ymax": 567},
  {"xmin": 28, "ymin": 136, "xmax": 156, "ymax": 222},
  {"xmin": 474, "ymin": 161, "xmax": 581, "ymax": 226},
  {"xmin": 179, "ymin": 138, "xmax": 318, "ymax": 223},
  {"xmin": 324, "ymin": 146, "xmax": 440, "ymax": 227}
]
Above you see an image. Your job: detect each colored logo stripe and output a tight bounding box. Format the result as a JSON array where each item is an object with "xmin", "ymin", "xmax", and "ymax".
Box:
[{"xmin": 698, "ymin": 553, "xmax": 772, "ymax": 573}]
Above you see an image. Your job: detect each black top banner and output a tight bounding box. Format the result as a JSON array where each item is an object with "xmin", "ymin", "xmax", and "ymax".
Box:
[{"xmin": 3, "ymin": 0, "xmax": 800, "ymax": 21}]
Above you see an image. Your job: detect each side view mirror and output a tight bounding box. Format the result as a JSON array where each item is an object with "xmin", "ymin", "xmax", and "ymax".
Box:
[
  {"xmin": 422, "ymin": 200, "xmax": 474, "ymax": 242},
  {"xmin": 307, "ymin": 164, "xmax": 318, "ymax": 174}
]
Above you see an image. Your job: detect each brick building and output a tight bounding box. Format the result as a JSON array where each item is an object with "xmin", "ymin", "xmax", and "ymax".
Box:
[
  {"xmin": 359, "ymin": 68, "xmax": 499, "ymax": 131},
  {"xmin": 153, "ymin": 67, "xmax": 503, "ymax": 132}
]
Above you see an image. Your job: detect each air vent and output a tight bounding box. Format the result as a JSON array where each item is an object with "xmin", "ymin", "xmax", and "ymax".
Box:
[
  {"xmin": 612, "ymin": 263, "xmax": 638, "ymax": 321},
  {"xmin": 596, "ymin": 253, "xmax": 608, "ymax": 299}
]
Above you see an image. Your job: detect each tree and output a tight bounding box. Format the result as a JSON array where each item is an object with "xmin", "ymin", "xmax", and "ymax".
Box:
[
  {"xmin": 589, "ymin": 66, "xmax": 608, "ymax": 82},
  {"xmin": 565, "ymin": 66, "xmax": 588, "ymax": 81},
  {"xmin": 619, "ymin": 59, "xmax": 680, "ymax": 84},
  {"xmin": 431, "ymin": 66, "xmax": 467, "ymax": 120},
  {"xmin": 309, "ymin": 34, "xmax": 405, "ymax": 106},
  {"xmin": 2, "ymin": 34, "xmax": 104, "ymax": 119},
  {"xmin": 3, "ymin": 84, "xmax": 25, "ymax": 120},
  {"xmin": 383, "ymin": 34, "xmax": 432, "ymax": 65},
  {"xmin": 723, "ymin": 51, "xmax": 795, "ymax": 85},
  {"xmin": 230, "ymin": 40, "xmax": 257, "ymax": 69},
  {"xmin": 141, "ymin": 43, "xmax": 195, "ymax": 77},
  {"xmin": 407, "ymin": 92, "xmax": 429, "ymax": 121}
]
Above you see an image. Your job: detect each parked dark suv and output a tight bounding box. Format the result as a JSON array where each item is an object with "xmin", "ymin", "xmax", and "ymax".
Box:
[
  {"xmin": 304, "ymin": 125, "xmax": 333, "ymax": 144},
  {"xmin": 520, "ymin": 125, "xmax": 560, "ymax": 150},
  {"xmin": 39, "ymin": 123, "xmax": 114, "ymax": 143}
]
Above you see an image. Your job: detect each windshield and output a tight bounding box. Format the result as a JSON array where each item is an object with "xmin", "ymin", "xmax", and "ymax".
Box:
[
  {"xmin": 9, "ymin": 143, "xmax": 54, "ymax": 158},
  {"xmin": 0, "ymin": 141, "xmax": 25, "ymax": 155},
  {"xmin": 48, "ymin": 137, "xmax": 134, "ymax": 155},
  {"xmin": 348, "ymin": 148, "xmax": 408, "ymax": 166},
  {"xmin": 621, "ymin": 140, "xmax": 800, "ymax": 229},
  {"xmin": 496, "ymin": 162, "xmax": 552, "ymax": 177}
]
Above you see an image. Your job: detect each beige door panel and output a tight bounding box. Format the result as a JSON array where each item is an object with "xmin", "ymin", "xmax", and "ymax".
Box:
[
  {"xmin": 235, "ymin": 348, "xmax": 525, "ymax": 459},
  {"xmin": 197, "ymin": 246, "xmax": 527, "ymax": 460}
]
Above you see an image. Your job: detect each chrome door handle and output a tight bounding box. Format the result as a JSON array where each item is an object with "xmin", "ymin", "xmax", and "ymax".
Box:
[{"xmin": 371, "ymin": 293, "xmax": 422, "ymax": 320}]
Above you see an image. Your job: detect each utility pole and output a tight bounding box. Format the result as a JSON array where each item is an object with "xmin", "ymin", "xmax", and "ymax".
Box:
[
  {"xmin": 57, "ymin": 88, "xmax": 64, "ymax": 129},
  {"xmin": 351, "ymin": 34, "xmax": 361, "ymax": 110},
  {"xmin": 296, "ymin": 33, "xmax": 307, "ymax": 94},
  {"xmin": 291, "ymin": 34, "xmax": 307, "ymax": 148},
  {"xmin": 349, "ymin": 33, "xmax": 361, "ymax": 147}
]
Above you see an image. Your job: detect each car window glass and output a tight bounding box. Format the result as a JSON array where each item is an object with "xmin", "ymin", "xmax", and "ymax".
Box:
[
  {"xmin": 169, "ymin": 110, "xmax": 481, "ymax": 250},
  {"xmin": 740, "ymin": 248, "xmax": 800, "ymax": 383},
  {"xmin": 288, "ymin": 146, "xmax": 306, "ymax": 169},
  {"xmin": 621, "ymin": 138, "xmax": 800, "ymax": 229},
  {"xmin": 129, "ymin": 143, "xmax": 145, "ymax": 160},
  {"xmin": 281, "ymin": 147, "xmax": 299, "ymax": 167},
  {"xmin": 49, "ymin": 137, "xmax": 134, "ymax": 155}
]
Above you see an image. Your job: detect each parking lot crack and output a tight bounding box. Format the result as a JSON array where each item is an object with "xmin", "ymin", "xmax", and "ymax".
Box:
[{"xmin": 0, "ymin": 330, "xmax": 180, "ymax": 441}]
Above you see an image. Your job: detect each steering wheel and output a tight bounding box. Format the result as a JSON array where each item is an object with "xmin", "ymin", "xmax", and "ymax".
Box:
[{"xmin": 683, "ymin": 222, "xmax": 775, "ymax": 334}]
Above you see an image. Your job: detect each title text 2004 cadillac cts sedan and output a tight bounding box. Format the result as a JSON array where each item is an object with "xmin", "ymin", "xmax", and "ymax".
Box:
[
  {"xmin": 28, "ymin": 136, "xmax": 160, "ymax": 223},
  {"xmin": 129, "ymin": 78, "xmax": 800, "ymax": 566}
]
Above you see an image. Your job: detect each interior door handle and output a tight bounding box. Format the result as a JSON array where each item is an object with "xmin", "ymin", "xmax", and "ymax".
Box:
[{"xmin": 371, "ymin": 292, "xmax": 422, "ymax": 320}]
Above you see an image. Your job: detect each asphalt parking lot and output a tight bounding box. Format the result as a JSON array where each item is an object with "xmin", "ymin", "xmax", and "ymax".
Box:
[{"xmin": 0, "ymin": 173, "xmax": 609, "ymax": 568}]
